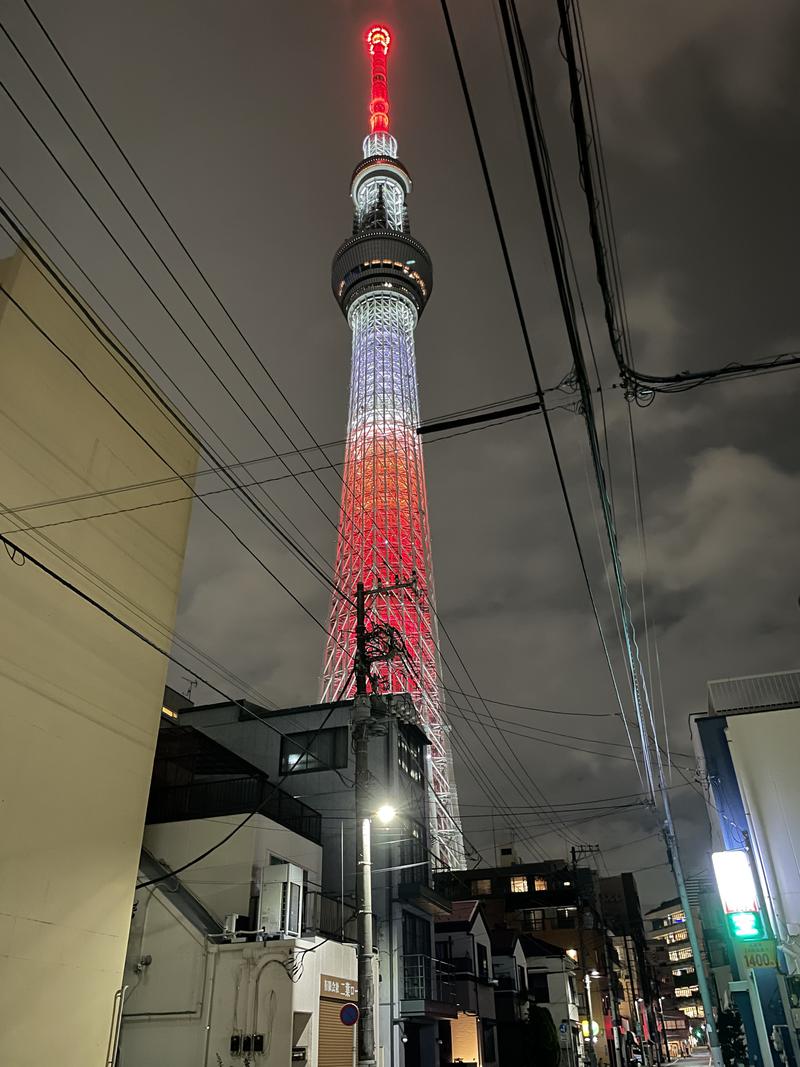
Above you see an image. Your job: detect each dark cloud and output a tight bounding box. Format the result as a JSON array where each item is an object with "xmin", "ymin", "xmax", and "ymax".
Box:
[{"xmin": 5, "ymin": 0, "xmax": 799, "ymax": 907}]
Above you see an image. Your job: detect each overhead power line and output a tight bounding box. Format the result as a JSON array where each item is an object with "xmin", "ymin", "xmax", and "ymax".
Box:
[
  {"xmin": 439, "ymin": 0, "xmax": 644, "ymax": 791},
  {"xmin": 556, "ymin": 0, "xmax": 800, "ymax": 399}
]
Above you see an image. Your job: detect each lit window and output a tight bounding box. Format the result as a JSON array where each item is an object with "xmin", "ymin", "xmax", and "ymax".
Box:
[
  {"xmin": 665, "ymin": 929, "xmax": 689, "ymax": 944},
  {"xmin": 398, "ymin": 725, "xmax": 424, "ymax": 783},
  {"xmin": 161, "ymin": 705, "xmax": 178, "ymax": 719},
  {"xmin": 534, "ymin": 877, "xmax": 548, "ymax": 891},
  {"xmin": 511, "ymin": 876, "xmax": 528, "ymax": 893},
  {"xmin": 279, "ymin": 726, "xmax": 348, "ymax": 774},
  {"xmin": 471, "ymin": 879, "xmax": 491, "ymax": 896},
  {"xmin": 668, "ymin": 947, "xmax": 693, "ymax": 962},
  {"xmin": 682, "ymin": 1005, "xmax": 704, "ymax": 1018}
]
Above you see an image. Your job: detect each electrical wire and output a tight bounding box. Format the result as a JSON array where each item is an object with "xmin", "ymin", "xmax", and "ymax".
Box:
[
  {"xmin": 557, "ymin": 0, "xmax": 800, "ymax": 397},
  {"xmin": 0, "ymin": 281, "xmax": 341, "ymax": 637},
  {"xmin": 3, "ymin": 9, "xmax": 595, "ymax": 864},
  {"xmin": 439, "ymin": 0, "xmax": 646, "ymax": 797},
  {"xmin": 496, "ymin": 0, "xmax": 662, "ymax": 798},
  {"xmin": 0, "ymin": 515, "xmax": 357, "ymax": 886}
]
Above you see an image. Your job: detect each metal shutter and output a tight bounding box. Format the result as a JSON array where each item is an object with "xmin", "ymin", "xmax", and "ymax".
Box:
[{"xmin": 318, "ymin": 998, "xmax": 355, "ymax": 1067}]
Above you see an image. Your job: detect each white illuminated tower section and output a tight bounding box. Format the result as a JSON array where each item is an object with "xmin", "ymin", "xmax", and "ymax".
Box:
[{"xmin": 322, "ymin": 25, "xmax": 464, "ymax": 869}]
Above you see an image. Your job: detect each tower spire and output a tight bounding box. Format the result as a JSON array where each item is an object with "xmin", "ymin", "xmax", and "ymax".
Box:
[
  {"xmin": 324, "ymin": 25, "xmax": 464, "ymax": 872},
  {"xmin": 366, "ymin": 25, "xmax": 391, "ymax": 135}
]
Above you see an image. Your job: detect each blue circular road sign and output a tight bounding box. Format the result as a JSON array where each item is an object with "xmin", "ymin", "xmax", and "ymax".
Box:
[{"xmin": 340, "ymin": 1002, "xmax": 359, "ymax": 1026}]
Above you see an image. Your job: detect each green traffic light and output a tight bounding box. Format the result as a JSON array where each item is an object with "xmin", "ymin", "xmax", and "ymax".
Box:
[{"xmin": 728, "ymin": 911, "xmax": 765, "ymax": 940}]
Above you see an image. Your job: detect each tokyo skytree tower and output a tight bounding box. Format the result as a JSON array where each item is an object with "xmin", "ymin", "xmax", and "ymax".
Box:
[{"xmin": 321, "ymin": 25, "xmax": 464, "ymax": 869}]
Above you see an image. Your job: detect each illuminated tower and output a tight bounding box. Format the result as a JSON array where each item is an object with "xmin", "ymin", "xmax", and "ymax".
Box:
[{"xmin": 322, "ymin": 25, "xmax": 463, "ymax": 869}]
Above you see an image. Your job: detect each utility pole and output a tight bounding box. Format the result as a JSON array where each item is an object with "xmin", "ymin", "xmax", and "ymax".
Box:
[
  {"xmin": 598, "ymin": 903, "xmax": 624, "ymax": 1067},
  {"xmin": 354, "ymin": 582, "xmax": 376, "ymax": 1067},
  {"xmin": 661, "ymin": 793, "xmax": 724, "ymax": 1067},
  {"xmin": 573, "ymin": 847, "xmax": 598, "ymax": 1067},
  {"xmin": 352, "ymin": 578, "xmax": 414, "ymax": 1067}
]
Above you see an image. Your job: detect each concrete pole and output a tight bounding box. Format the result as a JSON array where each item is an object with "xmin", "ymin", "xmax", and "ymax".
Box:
[
  {"xmin": 662, "ymin": 800, "xmax": 724, "ymax": 1067},
  {"xmin": 353, "ymin": 581, "xmax": 376, "ymax": 1067}
]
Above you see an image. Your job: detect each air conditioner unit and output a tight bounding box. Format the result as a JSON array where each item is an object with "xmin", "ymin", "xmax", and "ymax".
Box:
[{"xmin": 259, "ymin": 864, "xmax": 304, "ymax": 938}]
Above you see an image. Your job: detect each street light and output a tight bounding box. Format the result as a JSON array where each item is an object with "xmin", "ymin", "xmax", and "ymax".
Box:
[
  {"xmin": 375, "ymin": 803, "xmax": 396, "ymax": 825},
  {"xmin": 584, "ymin": 969, "xmax": 601, "ymax": 1067},
  {"xmin": 356, "ymin": 801, "xmax": 397, "ymax": 1066}
]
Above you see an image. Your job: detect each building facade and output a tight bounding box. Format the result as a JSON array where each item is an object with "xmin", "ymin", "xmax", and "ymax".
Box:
[
  {"xmin": 0, "ymin": 248, "xmax": 196, "ymax": 1066},
  {"xmin": 177, "ymin": 695, "xmax": 455, "ymax": 1067},
  {"xmin": 119, "ymin": 716, "xmax": 357, "ymax": 1066},
  {"xmin": 645, "ymin": 899, "xmax": 700, "ymax": 1054},
  {"xmin": 692, "ymin": 670, "xmax": 800, "ymax": 1067},
  {"xmin": 436, "ymin": 861, "xmax": 620, "ymax": 1067},
  {"xmin": 435, "ymin": 901, "xmax": 499, "ymax": 1066}
]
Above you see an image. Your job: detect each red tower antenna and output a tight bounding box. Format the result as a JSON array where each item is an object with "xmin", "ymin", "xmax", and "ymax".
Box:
[{"xmin": 366, "ymin": 25, "xmax": 391, "ymax": 133}]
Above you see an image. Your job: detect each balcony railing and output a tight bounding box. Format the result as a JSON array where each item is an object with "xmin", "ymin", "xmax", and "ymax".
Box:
[
  {"xmin": 303, "ymin": 891, "xmax": 358, "ymax": 942},
  {"xmin": 147, "ymin": 776, "xmax": 322, "ymax": 843},
  {"xmin": 402, "ymin": 954, "xmax": 457, "ymax": 1005}
]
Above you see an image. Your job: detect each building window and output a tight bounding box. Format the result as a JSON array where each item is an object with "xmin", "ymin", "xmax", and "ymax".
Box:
[
  {"xmin": 529, "ymin": 971, "xmax": 550, "ymax": 1003},
  {"xmin": 518, "ymin": 966, "xmax": 527, "ymax": 994},
  {"xmin": 510, "ymin": 876, "xmax": 529, "ymax": 893},
  {"xmin": 477, "ymin": 942, "xmax": 489, "ymax": 979},
  {"xmin": 665, "ymin": 929, "xmax": 689, "ymax": 945},
  {"xmin": 482, "ymin": 1022, "xmax": 496, "ymax": 1063},
  {"xmin": 556, "ymin": 907, "xmax": 576, "ymax": 929},
  {"xmin": 682, "ymin": 1005, "xmax": 704, "ymax": 1018},
  {"xmin": 402, "ymin": 911, "xmax": 431, "ymax": 957},
  {"xmin": 667, "ymin": 910, "xmax": 686, "ymax": 924},
  {"xmin": 398, "ymin": 724, "xmax": 424, "ymax": 783},
  {"xmin": 534, "ymin": 877, "xmax": 548, "ymax": 891},
  {"xmin": 668, "ymin": 947, "xmax": 693, "ymax": 962},
  {"xmin": 396, "ymin": 818, "xmax": 428, "ymax": 885},
  {"xmin": 471, "ymin": 878, "xmax": 492, "ymax": 896},
  {"xmin": 675, "ymin": 986, "xmax": 700, "ymax": 998},
  {"xmin": 523, "ymin": 908, "xmax": 546, "ymax": 931},
  {"xmin": 279, "ymin": 726, "xmax": 348, "ymax": 774},
  {"xmin": 436, "ymin": 940, "xmax": 452, "ymax": 962}
]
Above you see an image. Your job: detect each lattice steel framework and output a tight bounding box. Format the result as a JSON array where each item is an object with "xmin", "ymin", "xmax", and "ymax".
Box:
[{"xmin": 321, "ymin": 25, "xmax": 464, "ymax": 869}]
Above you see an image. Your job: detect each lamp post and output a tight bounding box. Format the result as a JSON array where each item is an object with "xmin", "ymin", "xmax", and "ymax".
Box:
[
  {"xmin": 355, "ymin": 795, "xmax": 396, "ymax": 1067},
  {"xmin": 583, "ymin": 970, "xmax": 601, "ymax": 1067}
]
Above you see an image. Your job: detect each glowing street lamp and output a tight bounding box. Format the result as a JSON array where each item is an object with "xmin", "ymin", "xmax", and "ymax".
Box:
[
  {"xmin": 711, "ymin": 850, "xmax": 766, "ymax": 940},
  {"xmin": 375, "ymin": 803, "xmax": 396, "ymax": 825}
]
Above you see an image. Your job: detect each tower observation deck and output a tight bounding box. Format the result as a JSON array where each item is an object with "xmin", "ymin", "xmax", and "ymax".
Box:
[{"xmin": 322, "ymin": 25, "xmax": 464, "ymax": 870}]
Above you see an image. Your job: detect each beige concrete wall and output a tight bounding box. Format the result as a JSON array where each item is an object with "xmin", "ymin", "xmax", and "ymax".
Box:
[{"xmin": 0, "ymin": 250, "xmax": 197, "ymax": 1066}]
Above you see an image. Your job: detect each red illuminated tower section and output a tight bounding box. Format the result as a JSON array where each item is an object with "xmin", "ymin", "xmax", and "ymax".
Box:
[{"xmin": 322, "ymin": 26, "xmax": 464, "ymax": 869}]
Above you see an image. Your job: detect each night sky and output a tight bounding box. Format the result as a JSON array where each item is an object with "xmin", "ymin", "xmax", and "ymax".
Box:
[{"xmin": 3, "ymin": 0, "xmax": 799, "ymax": 908}]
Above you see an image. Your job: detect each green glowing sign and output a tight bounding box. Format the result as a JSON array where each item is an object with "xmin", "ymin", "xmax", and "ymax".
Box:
[{"xmin": 728, "ymin": 911, "xmax": 766, "ymax": 940}]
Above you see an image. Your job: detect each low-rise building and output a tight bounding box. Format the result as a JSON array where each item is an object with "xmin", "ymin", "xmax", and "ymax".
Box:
[
  {"xmin": 174, "ymin": 693, "xmax": 456, "ymax": 1067},
  {"xmin": 119, "ymin": 718, "xmax": 358, "ymax": 1066},
  {"xmin": 435, "ymin": 901, "xmax": 499, "ymax": 1066},
  {"xmin": 524, "ymin": 936, "xmax": 582, "ymax": 1067},
  {"xmin": 436, "ymin": 860, "xmax": 617, "ymax": 1067}
]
